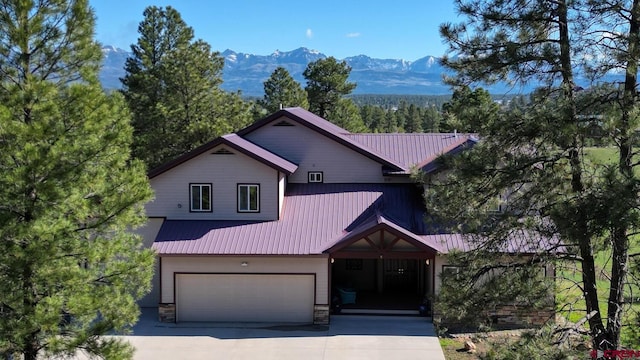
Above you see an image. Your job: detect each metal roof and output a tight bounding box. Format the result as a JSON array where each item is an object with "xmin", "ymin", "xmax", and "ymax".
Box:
[
  {"xmin": 148, "ymin": 133, "xmax": 298, "ymax": 178},
  {"xmin": 238, "ymin": 108, "xmax": 407, "ymax": 172},
  {"xmin": 153, "ymin": 183, "xmax": 443, "ymax": 255},
  {"xmin": 345, "ymin": 133, "xmax": 477, "ymax": 174},
  {"xmin": 220, "ymin": 134, "xmax": 298, "ymax": 174},
  {"xmin": 152, "ymin": 183, "xmax": 558, "ymax": 256}
]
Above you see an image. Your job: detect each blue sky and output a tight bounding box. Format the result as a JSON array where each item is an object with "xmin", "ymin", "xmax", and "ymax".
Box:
[{"xmin": 90, "ymin": 0, "xmax": 459, "ymax": 61}]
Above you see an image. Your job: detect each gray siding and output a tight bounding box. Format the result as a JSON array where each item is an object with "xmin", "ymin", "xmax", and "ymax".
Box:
[
  {"xmin": 147, "ymin": 146, "xmax": 279, "ymax": 220},
  {"xmin": 245, "ymin": 117, "xmax": 386, "ymax": 183}
]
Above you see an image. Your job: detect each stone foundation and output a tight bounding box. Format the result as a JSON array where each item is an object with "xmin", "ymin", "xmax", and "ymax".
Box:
[
  {"xmin": 313, "ymin": 304, "xmax": 330, "ymax": 325},
  {"xmin": 488, "ymin": 305, "xmax": 555, "ymax": 327},
  {"xmin": 435, "ymin": 305, "xmax": 555, "ymax": 331},
  {"xmin": 158, "ymin": 303, "xmax": 176, "ymax": 323}
]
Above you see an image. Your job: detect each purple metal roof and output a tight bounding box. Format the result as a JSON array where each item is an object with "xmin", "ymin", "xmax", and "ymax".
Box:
[
  {"xmin": 344, "ymin": 133, "xmax": 477, "ymax": 173},
  {"xmin": 152, "ymin": 183, "xmax": 558, "ymax": 256},
  {"xmin": 238, "ymin": 108, "xmax": 406, "ymax": 172},
  {"xmin": 220, "ymin": 134, "xmax": 298, "ymax": 174},
  {"xmin": 153, "ymin": 183, "xmax": 440, "ymax": 255},
  {"xmin": 148, "ymin": 133, "xmax": 298, "ymax": 178}
]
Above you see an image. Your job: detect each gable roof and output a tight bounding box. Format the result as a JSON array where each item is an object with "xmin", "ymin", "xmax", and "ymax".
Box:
[
  {"xmin": 238, "ymin": 107, "xmax": 406, "ymax": 172},
  {"xmin": 345, "ymin": 133, "xmax": 477, "ymax": 173},
  {"xmin": 148, "ymin": 133, "xmax": 298, "ymax": 179}
]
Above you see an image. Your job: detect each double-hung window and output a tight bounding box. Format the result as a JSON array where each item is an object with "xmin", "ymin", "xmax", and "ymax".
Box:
[
  {"xmin": 190, "ymin": 183, "xmax": 212, "ymax": 212},
  {"xmin": 238, "ymin": 184, "xmax": 259, "ymax": 212}
]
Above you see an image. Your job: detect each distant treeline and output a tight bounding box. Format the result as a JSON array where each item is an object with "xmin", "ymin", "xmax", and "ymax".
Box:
[
  {"xmin": 348, "ymin": 93, "xmax": 522, "ymax": 109},
  {"xmin": 348, "ymin": 94, "xmax": 453, "ymax": 109}
]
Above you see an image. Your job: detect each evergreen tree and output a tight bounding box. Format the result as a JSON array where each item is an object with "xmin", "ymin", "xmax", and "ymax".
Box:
[
  {"xmin": 422, "ymin": 0, "xmax": 640, "ymax": 353},
  {"xmin": 395, "ymin": 101, "xmax": 409, "ymax": 131},
  {"xmin": 303, "ymin": 57, "xmax": 357, "ymax": 118},
  {"xmin": 423, "ymin": 105, "xmax": 442, "ymax": 132},
  {"xmin": 369, "ymin": 106, "xmax": 387, "ymax": 132},
  {"xmin": 405, "ymin": 104, "xmax": 423, "ymax": 133},
  {"xmin": 382, "ymin": 108, "xmax": 399, "ymax": 133},
  {"xmin": 121, "ymin": 6, "xmax": 251, "ymax": 169},
  {"xmin": 0, "ymin": 1, "xmax": 154, "ymax": 359},
  {"xmin": 259, "ymin": 66, "xmax": 308, "ymax": 113},
  {"xmin": 441, "ymin": 85, "xmax": 500, "ymax": 132},
  {"xmin": 331, "ymin": 98, "xmax": 368, "ymax": 132}
]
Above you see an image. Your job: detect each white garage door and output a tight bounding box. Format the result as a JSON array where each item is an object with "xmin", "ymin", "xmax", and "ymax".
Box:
[{"xmin": 176, "ymin": 274, "xmax": 315, "ymax": 323}]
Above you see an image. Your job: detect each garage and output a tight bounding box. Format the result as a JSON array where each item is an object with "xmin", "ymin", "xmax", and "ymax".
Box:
[{"xmin": 175, "ymin": 273, "xmax": 315, "ymax": 323}]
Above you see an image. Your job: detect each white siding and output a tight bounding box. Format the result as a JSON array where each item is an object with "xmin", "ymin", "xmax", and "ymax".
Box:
[
  {"xmin": 433, "ymin": 255, "xmax": 449, "ymax": 294},
  {"xmin": 147, "ymin": 146, "xmax": 279, "ymax": 220},
  {"xmin": 161, "ymin": 256, "xmax": 329, "ymax": 305},
  {"xmin": 245, "ymin": 117, "xmax": 386, "ymax": 183},
  {"xmin": 133, "ymin": 217, "xmax": 164, "ymax": 307},
  {"xmin": 278, "ymin": 172, "xmax": 286, "ymax": 218}
]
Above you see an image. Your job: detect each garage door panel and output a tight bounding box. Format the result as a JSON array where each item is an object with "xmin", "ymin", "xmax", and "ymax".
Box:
[{"xmin": 176, "ymin": 274, "xmax": 314, "ymax": 323}]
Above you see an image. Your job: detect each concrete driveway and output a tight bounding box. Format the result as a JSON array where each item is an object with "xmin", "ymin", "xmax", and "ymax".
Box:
[{"xmin": 118, "ymin": 308, "xmax": 446, "ymax": 360}]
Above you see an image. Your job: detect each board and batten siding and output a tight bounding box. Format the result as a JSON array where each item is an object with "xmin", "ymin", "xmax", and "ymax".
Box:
[
  {"xmin": 160, "ymin": 256, "xmax": 329, "ymax": 305},
  {"xmin": 245, "ymin": 117, "xmax": 386, "ymax": 183},
  {"xmin": 147, "ymin": 146, "xmax": 279, "ymax": 220}
]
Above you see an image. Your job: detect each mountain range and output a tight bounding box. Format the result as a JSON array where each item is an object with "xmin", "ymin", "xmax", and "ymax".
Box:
[{"xmin": 100, "ymin": 46, "xmax": 523, "ymax": 95}]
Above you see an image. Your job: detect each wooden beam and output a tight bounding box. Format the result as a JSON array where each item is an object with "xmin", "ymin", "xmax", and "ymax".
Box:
[{"xmin": 386, "ymin": 236, "xmax": 402, "ymax": 250}]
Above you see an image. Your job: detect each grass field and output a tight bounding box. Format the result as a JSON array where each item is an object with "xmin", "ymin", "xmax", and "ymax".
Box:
[{"xmin": 555, "ymin": 146, "xmax": 640, "ymax": 347}]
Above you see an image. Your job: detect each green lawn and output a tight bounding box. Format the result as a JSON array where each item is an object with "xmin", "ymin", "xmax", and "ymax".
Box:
[
  {"xmin": 555, "ymin": 147, "xmax": 640, "ymax": 347},
  {"xmin": 556, "ymin": 245, "xmax": 640, "ymax": 347}
]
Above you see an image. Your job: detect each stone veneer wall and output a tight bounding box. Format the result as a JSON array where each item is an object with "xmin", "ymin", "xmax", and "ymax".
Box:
[
  {"xmin": 313, "ymin": 305, "xmax": 330, "ymax": 325},
  {"xmin": 159, "ymin": 303, "xmax": 176, "ymax": 323},
  {"xmin": 434, "ymin": 305, "xmax": 555, "ymax": 331},
  {"xmin": 488, "ymin": 305, "xmax": 555, "ymax": 327}
]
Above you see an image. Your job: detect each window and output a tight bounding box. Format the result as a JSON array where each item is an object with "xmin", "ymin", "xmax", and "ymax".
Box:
[
  {"xmin": 442, "ymin": 265, "xmax": 461, "ymax": 280},
  {"xmin": 190, "ymin": 184, "xmax": 212, "ymax": 212},
  {"xmin": 308, "ymin": 171, "xmax": 323, "ymax": 183},
  {"xmin": 238, "ymin": 184, "xmax": 260, "ymax": 212}
]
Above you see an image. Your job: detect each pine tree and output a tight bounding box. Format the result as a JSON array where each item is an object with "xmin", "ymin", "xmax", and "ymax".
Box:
[
  {"xmin": 422, "ymin": 0, "xmax": 640, "ymax": 353},
  {"xmin": 0, "ymin": 1, "xmax": 154, "ymax": 359},
  {"xmin": 303, "ymin": 57, "xmax": 357, "ymax": 118},
  {"xmin": 405, "ymin": 104, "xmax": 423, "ymax": 133},
  {"xmin": 259, "ymin": 66, "xmax": 308, "ymax": 113},
  {"xmin": 121, "ymin": 6, "xmax": 251, "ymax": 169},
  {"xmin": 441, "ymin": 85, "xmax": 499, "ymax": 132}
]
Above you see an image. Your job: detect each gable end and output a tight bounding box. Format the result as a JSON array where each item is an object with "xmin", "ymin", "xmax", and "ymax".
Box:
[
  {"xmin": 273, "ymin": 120, "xmax": 295, "ymax": 127},
  {"xmin": 212, "ymin": 148, "xmax": 234, "ymax": 155}
]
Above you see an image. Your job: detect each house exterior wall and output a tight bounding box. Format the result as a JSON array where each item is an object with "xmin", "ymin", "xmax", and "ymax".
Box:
[
  {"xmin": 147, "ymin": 146, "xmax": 279, "ymax": 220},
  {"xmin": 278, "ymin": 172, "xmax": 286, "ymax": 218},
  {"xmin": 134, "ymin": 217, "xmax": 165, "ymax": 307},
  {"xmin": 160, "ymin": 256, "xmax": 330, "ymax": 305},
  {"xmin": 244, "ymin": 117, "xmax": 386, "ymax": 183},
  {"xmin": 433, "ymin": 254, "xmax": 555, "ymax": 328},
  {"xmin": 433, "ymin": 255, "xmax": 449, "ymax": 294}
]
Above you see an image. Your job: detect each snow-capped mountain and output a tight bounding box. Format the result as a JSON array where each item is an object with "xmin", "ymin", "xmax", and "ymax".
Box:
[{"xmin": 100, "ymin": 46, "xmax": 459, "ymax": 95}]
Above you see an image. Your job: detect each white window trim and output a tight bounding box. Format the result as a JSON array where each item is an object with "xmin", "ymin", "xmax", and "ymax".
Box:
[
  {"xmin": 308, "ymin": 171, "xmax": 323, "ymax": 183},
  {"xmin": 190, "ymin": 183, "xmax": 212, "ymax": 212},
  {"xmin": 238, "ymin": 184, "xmax": 260, "ymax": 212}
]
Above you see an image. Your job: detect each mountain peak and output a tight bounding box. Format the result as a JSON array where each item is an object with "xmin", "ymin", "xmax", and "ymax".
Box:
[
  {"xmin": 101, "ymin": 45, "xmax": 126, "ymax": 53},
  {"xmin": 99, "ymin": 45, "xmax": 467, "ymax": 95}
]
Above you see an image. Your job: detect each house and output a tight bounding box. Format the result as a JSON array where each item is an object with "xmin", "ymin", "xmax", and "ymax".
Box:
[{"xmin": 136, "ymin": 107, "xmax": 552, "ymax": 325}]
